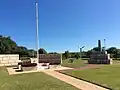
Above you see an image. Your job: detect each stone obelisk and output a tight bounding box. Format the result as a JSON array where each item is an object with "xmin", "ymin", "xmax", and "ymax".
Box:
[{"xmin": 98, "ymin": 40, "xmax": 101, "ymax": 52}]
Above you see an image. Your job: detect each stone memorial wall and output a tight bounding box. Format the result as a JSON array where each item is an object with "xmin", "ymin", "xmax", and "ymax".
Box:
[
  {"xmin": 88, "ymin": 52, "xmax": 112, "ymax": 64},
  {"xmin": 0, "ymin": 54, "xmax": 19, "ymax": 66},
  {"xmin": 39, "ymin": 54, "xmax": 62, "ymax": 65},
  {"xmin": 88, "ymin": 40, "xmax": 112, "ymax": 64}
]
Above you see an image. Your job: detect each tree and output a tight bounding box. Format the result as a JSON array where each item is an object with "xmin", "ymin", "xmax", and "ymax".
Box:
[
  {"xmin": 15, "ymin": 46, "xmax": 29, "ymax": 57},
  {"xmin": 28, "ymin": 49, "xmax": 37, "ymax": 57},
  {"xmin": 74, "ymin": 53, "xmax": 79, "ymax": 59},
  {"xmin": 116, "ymin": 49, "xmax": 120, "ymax": 59},
  {"xmin": 92, "ymin": 47, "xmax": 105, "ymax": 52},
  {"xmin": 63, "ymin": 51, "xmax": 69, "ymax": 59},
  {"xmin": 38, "ymin": 48, "xmax": 47, "ymax": 54},
  {"xmin": 0, "ymin": 36, "xmax": 18, "ymax": 54},
  {"xmin": 49, "ymin": 52, "xmax": 58, "ymax": 54},
  {"xmin": 107, "ymin": 47, "xmax": 118, "ymax": 58},
  {"xmin": 107, "ymin": 47, "xmax": 117, "ymax": 54},
  {"xmin": 69, "ymin": 53, "xmax": 76, "ymax": 58},
  {"xmin": 93, "ymin": 47, "xmax": 99, "ymax": 51},
  {"xmin": 0, "ymin": 35, "xmax": 48, "ymax": 58},
  {"xmin": 86, "ymin": 50, "xmax": 92, "ymax": 58}
]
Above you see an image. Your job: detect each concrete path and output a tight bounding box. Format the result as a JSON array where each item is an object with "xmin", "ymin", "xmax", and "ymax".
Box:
[
  {"xmin": 42, "ymin": 70, "xmax": 109, "ymax": 90},
  {"xmin": 58, "ymin": 65, "xmax": 101, "ymax": 71},
  {"xmin": 7, "ymin": 67, "xmax": 39, "ymax": 75},
  {"xmin": 7, "ymin": 66, "xmax": 73, "ymax": 75}
]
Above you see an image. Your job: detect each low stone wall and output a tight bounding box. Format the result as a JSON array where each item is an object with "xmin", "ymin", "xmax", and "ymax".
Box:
[{"xmin": 0, "ymin": 54, "xmax": 19, "ymax": 66}]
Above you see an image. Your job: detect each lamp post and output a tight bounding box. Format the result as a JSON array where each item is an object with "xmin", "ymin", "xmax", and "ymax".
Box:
[
  {"xmin": 36, "ymin": 0, "xmax": 39, "ymax": 70},
  {"xmin": 78, "ymin": 46, "xmax": 85, "ymax": 60}
]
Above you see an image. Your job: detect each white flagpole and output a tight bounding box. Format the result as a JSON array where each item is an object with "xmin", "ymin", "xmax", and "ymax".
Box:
[{"xmin": 36, "ymin": 0, "xmax": 39, "ymax": 70}]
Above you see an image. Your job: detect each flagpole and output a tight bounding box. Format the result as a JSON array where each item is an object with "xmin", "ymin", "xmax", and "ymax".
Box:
[{"xmin": 36, "ymin": 0, "xmax": 39, "ymax": 70}]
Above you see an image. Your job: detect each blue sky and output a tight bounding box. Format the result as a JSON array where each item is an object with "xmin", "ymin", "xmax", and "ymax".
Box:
[{"xmin": 0, "ymin": 0, "xmax": 120, "ymax": 52}]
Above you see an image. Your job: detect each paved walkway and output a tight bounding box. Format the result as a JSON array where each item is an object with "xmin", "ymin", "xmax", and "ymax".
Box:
[
  {"xmin": 72, "ymin": 64, "xmax": 101, "ymax": 70},
  {"xmin": 7, "ymin": 67, "xmax": 39, "ymax": 75},
  {"xmin": 42, "ymin": 70, "xmax": 109, "ymax": 90},
  {"xmin": 7, "ymin": 66, "xmax": 72, "ymax": 75},
  {"xmin": 58, "ymin": 64, "xmax": 101, "ymax": 71}
]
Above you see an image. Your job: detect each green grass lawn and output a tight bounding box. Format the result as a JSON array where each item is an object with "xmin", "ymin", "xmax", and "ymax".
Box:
[
  {"xmin": 62, "ymin": 58, "xmax": 88, "ymax": 68},
  {"xmin": 0, "ymin": 67, "xmax": 79, "ymax": 90},
  {"xmin": 60, "ymin": 65, "xmax": 120, "ymax": 90}
]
